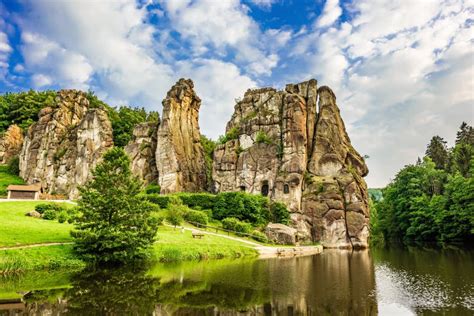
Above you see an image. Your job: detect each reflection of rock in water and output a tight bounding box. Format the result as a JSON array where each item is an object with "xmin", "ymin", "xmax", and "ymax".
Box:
[{"xmin": 264, "ymin": 250, "xmax": 378, "ymax": 315}]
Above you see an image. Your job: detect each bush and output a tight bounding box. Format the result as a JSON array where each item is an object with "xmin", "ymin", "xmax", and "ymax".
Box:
[
  {"xmin": 57, "ymin": 211, "xmax": 68, "ymax": 223},
  {"xmin": 222, "ymin": 217, "xmax": 252, "ymax": 236},
  {"xmin": 251, "ymin": 230, "xmax": 268, "ymax": 243},
  {"xmin": 144, "ymin": 184, "xmax": 161, "ymax": 194},
  {"xmin": 270, "ymin": 201, "xmax": 290, "ymax": 225},
  {"xmin": 144, "ymin": 194, "xmax": 169, "ymax": 209},
  {"xmin": 175, "ymin": 193, "xmax": 217, "ymax": 210},
  {"xmin": 222, "ymin": 217, "xmax": 238, "ymax": 230},
  {"xmin": 184, "ymin": 209, "xmax": 208, "ymax": 226},
  {"xmin": 42, "ymin": 209, "xmax": 57, "ymax": 220},
  {"xmin": 35, "ymin": 203, "xmax": 51, "ymax": 214},
  {"xmin": 217, "ymin": 126, "xmax": 240, "ymax": 144},
  {"xmin": 166, "ymin": 207, "xmax": 183, "ymax": 227},
  {"xmin": 214, "ymin": 192, "xmax": 271, "ymax": 225}
]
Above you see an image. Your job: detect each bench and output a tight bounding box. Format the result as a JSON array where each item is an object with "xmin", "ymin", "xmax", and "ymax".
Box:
[{"xmin": 192, "ymin": 231, "xmax": 205, "ymax": 239}]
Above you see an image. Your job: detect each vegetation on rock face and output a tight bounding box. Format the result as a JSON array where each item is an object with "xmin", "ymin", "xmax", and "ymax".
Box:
[
  {"xmin": 372, "ymin": 122, "xmax": 474, "ymax": 245},
  {"xmin": 200, "ymin": 135, "xmax": 217, "ymax": 187},
  {"xmin": 71, "ymin": 148, "xmax": 160, "ymax": 264},
  {"xmin": 217, "ymin": 126, "xmax": 239, "ymax": 144}
]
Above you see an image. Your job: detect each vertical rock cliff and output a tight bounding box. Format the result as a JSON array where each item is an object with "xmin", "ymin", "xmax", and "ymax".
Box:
[
  {"xmin": 0, "ymin": 124, "xmax": 23, "ymax": 164},
  {"xmin": 212, "ymin": 79, "xmax": 369, "ymax": 248},
  {"xmin": 156, "ymin": 79, "xmax": 207, "ymax": 193},
  {"xmin": 19, "ymin": 90, "xmax": 113, "ymax": 199},
  {"xmin": 124, "ymin": 122, "xmax": 159, "ymax": 185}
]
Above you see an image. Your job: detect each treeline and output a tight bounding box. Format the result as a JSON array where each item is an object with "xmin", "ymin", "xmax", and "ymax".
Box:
[
  {"xmin": 371, "ymin": 122, "xmax": 474, "ymax": 245},
  {"xmin": 0, "ymin": 90, "xmax": 159, "ymax": 147}
]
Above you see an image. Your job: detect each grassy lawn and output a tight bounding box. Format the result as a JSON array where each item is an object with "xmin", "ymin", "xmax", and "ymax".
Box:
[
  {"xmin": 0, "ymin": 201, "xmax": 258, "ymax": 273},
  {"xmin": 153, "ymin": 226, "xmax": 257, "ymax": 262},
  {"xmin": 0, "ymin": 164, "xmax": 25, "ymax": 197},
  {"xmin": 0, "ymin": 201, "xmax": 74, "ymax": 247}
]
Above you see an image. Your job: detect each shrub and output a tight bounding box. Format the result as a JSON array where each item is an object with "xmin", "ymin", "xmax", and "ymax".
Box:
[
  {"xmin": 184, "ymin": 209, "xmax": 208, "ymax": 226},
  {"xmin": 57, "ymin": 211, "xmax": 68, "ymax": 223},
  {"xmin": 144, "ymin": 184, "xmax": 161, "ymax": 194},
  {"xmin": 166, "ymin": 207, "xmax": 183, "ymax": 227},
  {"xmin": 217, "ymin": 126, "xmax": 240, "ymax": 144},
  {"xmin": 251, "ymin": 230, "xmax": 268, "ymax": 243},
  {"xmin": 255, "ymin": 131, "xmax": 272, "ymax": 144},
  {"xmin": 35, "ymin": 203, "xmax": 51, "ymax": 214},
  {"xmin": 234, "ymin": 221, "xmax": 252, "ymax": 236},
  {"xmin": 144, "ymin": 194, "xmax": 169, "ymax": 209},
  {"xmin": 42, "ymin": 209, "xmax": 57, "ymax": 220},
  {"xmin": 222, "ymin": 217, "xmax": 240, "ymax": 231},
  {"xmin": 175, "ymin": 193, "xmax": 217, "ymax": 210},
  {"xmin": 270, "ymin": 201, "xmax": 290, "ymax": 225},
  {"xmin": 213, "ymin": 192, "xmax": 271, "ymax": 225}
]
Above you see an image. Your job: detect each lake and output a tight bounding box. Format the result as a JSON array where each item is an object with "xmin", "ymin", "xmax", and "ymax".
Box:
[{"xmin": 1, "ymin": 247, "xmax": 473, "ymax": 315}]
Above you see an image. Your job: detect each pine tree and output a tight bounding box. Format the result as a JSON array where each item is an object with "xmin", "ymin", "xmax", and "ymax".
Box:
[
  {"xmin": 71, "ymin": 147, "xmax": 159, "ymax": 264},
  {"xmin": 455, "ymin": 122, "xmax": 474, "ymax": 146},
  {"xmin": 425, "ymin": 136, "xmax": 448, "ymax": 169}
]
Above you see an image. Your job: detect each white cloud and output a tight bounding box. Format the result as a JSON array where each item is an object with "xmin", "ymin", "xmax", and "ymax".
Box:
[
  {"xmin": 315, "ymin": 0, "xmax": 342, "ymax": 28},
  {"xmin": 31, "ymin": 73, "xmax": 52, "ymax": 87},
  {"xmin": 249, "ymin": 0, "xmax": 277, "ymax": 9},
  {"xmin": 291, "ymin": 0, "xmax": 474, "ymax": 187},
  {"xmin": 161, "ymin": 0, "xmax": 282, "ymax": 76}
]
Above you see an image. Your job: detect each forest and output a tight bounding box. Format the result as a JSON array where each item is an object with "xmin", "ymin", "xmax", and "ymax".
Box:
[{"xmin": 371, "ymin": 122, "xmax": 474, "ymax": 245}]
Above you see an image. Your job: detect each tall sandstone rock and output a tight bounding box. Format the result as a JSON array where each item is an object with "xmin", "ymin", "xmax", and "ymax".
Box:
[
  {"xmin": 0, "ymin": 124, "xmax": 24, "ymax": 164},
  {"xmin": 19, "ymin": 90, "xmax": 113, "ymax": 199},
  {"xmin": 156, "ymin": 79, "xmax": 207, "ymax": 193},
  {"xmin": 212, "ymin": 79, "xmax": 369, "ymax": 248},
  {"xmin": 124, "ymin": 122, "xmax": 159, "ymax": 185}
]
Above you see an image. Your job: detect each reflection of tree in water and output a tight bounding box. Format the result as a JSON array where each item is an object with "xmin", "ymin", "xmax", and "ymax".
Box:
[
  {"xmin": 64, "ymin": 267, "xmax": 160, "ymax": 315},
  {"xmin": 63, "ymin": 265, "xmax": 270, "ymax": 314}
]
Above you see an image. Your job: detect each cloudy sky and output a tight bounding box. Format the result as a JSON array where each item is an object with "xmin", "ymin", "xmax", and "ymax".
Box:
[{"xmin": 0, "ymin": 0, "xmax": 473, "ymax": 187}]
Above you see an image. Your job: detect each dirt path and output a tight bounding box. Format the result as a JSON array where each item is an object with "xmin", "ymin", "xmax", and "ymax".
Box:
[{"xmin": 0, "ymin": 242, "xmax": 73, "ymax": 251}]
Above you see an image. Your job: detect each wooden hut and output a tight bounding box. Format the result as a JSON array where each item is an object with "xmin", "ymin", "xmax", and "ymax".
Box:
[{"xmin": 7, "ymin": 184, "xmax": 42, "ymax": 200}]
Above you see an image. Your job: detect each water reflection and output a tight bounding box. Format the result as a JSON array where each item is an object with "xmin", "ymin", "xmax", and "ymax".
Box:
[{"xmin": 1, "ymin": 247, "xmax": 472, "ymax": 315}]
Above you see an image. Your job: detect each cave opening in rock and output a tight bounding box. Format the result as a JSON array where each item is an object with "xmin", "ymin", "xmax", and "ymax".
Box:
[
  {"xmin": 284, "ymin": 184, "xmax": 290, "ymax": 194},
  {"xmin": 261, "ymin": 181, "xmax": 269, "ymax": 196},
  {"xmin": 240, "ymin": 185, "xmax": 246, "ymax": 191}
]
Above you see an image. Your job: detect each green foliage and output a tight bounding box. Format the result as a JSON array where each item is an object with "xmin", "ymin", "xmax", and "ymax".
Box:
[
  {"xmin": 213, "ymin": 192, "xmax": 270, "ymax": 225},
  {"xmin": 7, "ymin": 156, "xmax": 20, "ymax": 175},
  {"xmin": 373, "ymin": 124, "xmax": 474, "ymax": 245},
  {"xmin": 269, "ymin": 201, "xmax": 290, "ymax": 225},
  {"xmin": 222, "ymin": 217, "xmax": 252, "ymax": 236},
  {"xmin": 425, "ymin": 135, "xmax": 449, "ymax": 169},
  {"xmin": 217, "ymin": 126, "xmax": 240, "ymax": 144},
  {"xmin": 255, "ymin": 131, "xmax": 272, "ymax": 144},
  {"xmin": 251, "ymin": 230, "xmax": 268, "ymax": 243},
  {"xmin": 0, "ymin": 165, "xmax": 24, "ymax": 197},
  {"xmin": 35, "ymin": 203, "xmax": 70, "ymax": 222},
  {"xmin": 0, "ymin": 90, "xmax": 56, "ymax": 133},
  {"xmin": 42, "ymin": 209, "xmax": 57, "ymax": 220},
  {"xmin": 183, "ymin": 209, "xmax": 209, "ymax": 226},
  {"xmin": 35, "ymin": 203, "xmax": 52, "ymax": 214},
  {"xmin": 174, "ymin": 192, "xmax": 217, "ymax": 210},
  {"xmin": 144, "ymin": 184, "xmax": 161, "ymax": 194},
  {"xmin": 57, "ymin": 211, "xmax": 68, "ymax": 223},
  {"xmin": 71, "ymin": 147, "xmax": 159, "ymax": 264},
  {"xmin": 166, "ymin": 206, "xmax": 184, "ymax": 227},
  {"xmin": 143, "ymin": 193, "xmax": 170, "ymax": 209},
  {"xmin": 200, "ymin": 135, "xmax": 216, "ymax": 187}
]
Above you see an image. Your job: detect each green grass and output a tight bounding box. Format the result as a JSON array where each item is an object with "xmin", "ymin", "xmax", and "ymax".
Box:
[
  {"xmin": 153, "ymin": 226, "xmax": 258, "ymax": 262},
  {"xmin": 0, "ymin": 201, "xmax": 73, "ymax": 247},
  {"xmin": 0, "ymin": 245, "xmax": 85, "ymax": 275},
  {"xmin": 0, "ymin": 165, "xmax": 25, "ymax": 197}
]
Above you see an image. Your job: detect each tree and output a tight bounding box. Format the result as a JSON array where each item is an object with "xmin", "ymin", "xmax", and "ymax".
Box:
[
  {"xmin": 71, "ymin": 148, "xmax": 159, "ymax": 263},
  {"xmin": 455, "ymin": 122, "xmax": 474, "ymax": 146},
  {"xmin": 425, "ymin": 136, "xmax": 448, "ymax": 169}
]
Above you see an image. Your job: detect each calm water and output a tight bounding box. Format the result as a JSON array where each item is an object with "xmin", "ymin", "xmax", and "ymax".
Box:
[{"xmin": 1, "ymin": 247, "xmax": 473, "ymax": 315}]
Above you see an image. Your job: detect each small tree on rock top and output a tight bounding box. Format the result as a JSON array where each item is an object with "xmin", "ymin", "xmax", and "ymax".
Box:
[{"xmin": 71, "ymin": 147, "xmax": 159, "ymax": 264}]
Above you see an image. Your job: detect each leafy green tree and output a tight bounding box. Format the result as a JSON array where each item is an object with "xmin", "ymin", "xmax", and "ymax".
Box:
[
  {"xmin": 455, "ymin": 122, "xmax": 474, "ymax": 145},
  {"xmin": 71, "ymin": 148, "xmax": 159, "ymax": 263},
  {"xmin": 200, "ymin": 135, "xmax": 216, "ymax": 188},
  {"xmin": 425, "ymin": 135, "xmax": 449, "ymax": 169}
]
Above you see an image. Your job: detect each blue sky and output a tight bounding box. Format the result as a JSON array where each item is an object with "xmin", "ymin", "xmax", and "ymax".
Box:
[{"xmin": 0, "ymin": 0, "xmax": 473, "ymax": 187}]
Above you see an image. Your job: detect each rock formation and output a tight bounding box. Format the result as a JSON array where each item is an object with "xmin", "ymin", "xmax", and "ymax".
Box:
[
  {"xmin": 212, "ymin": 79, "xmax": 369, "ymax": 248},
  {"xmin": 0, "ymin": 124, "xmax": 24, "ymax": 164},
  {"xmin": 124, "ymin": 122, "xmax": 159, "ymax": 185},
  {"xmin": 156, "ymin": 79, "xmax": 207, "ymax": 193},
  {"xmin": 19, "ymin": 90, "xmax": 113, "ymax": 199}
]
